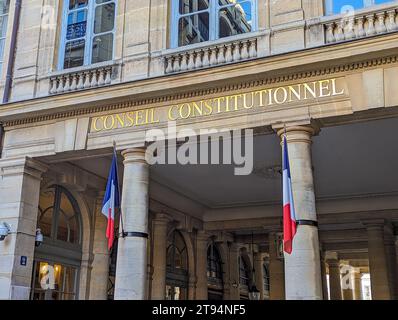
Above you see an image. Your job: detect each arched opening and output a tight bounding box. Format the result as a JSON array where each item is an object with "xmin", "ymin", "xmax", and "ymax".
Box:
[
  {"xmin": 263, "ymin": 262, "xmax": 270, "ymax": 299},
  {"xmin": 31, "ymin": 185, "xmax": 82, "ymax": 300},
  {"xmin": 239, "ymin": 254, "xmax": 251, "ymax": 300},
  {"xmin": 166, "ymin": 230, "xmax": 189, "ymax": 300},
  {"xmin": 207, "ymin": 242, "xmax": 224, "ymax": 300}
]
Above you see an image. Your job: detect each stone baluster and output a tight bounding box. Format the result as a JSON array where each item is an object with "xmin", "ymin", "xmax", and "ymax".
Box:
[
  {"xmin": 325, "ymin": 23, "xmax": 336, "ymax": 43},
  {"xmin": 105, "ymin": 68, "xmax": 112, "ymax": 84},
  {"xmin": 90, "ymin": 70, "xmax": 98, "ymax": 87},
  {"xmin": 375, "ymin": 12, "xmax": 387, "ymax": 34},
  {"xmin": 63, "ymin": 75, "xmax": 71, "ymax": 92},
  {"xmin": 49, "ymin": 78, "xmax": 57, "ymax": 94},
  {"xmin": 172, "ymin": 56, "xmax": 181, "ymax": 73},
  {"xmin": 217, "ymin": 45, "xmax": 226, "ymax": 64},
  {"xmin": 209, "ymin": 47, "xmax": 217, "ymax": 66},
  {"xmin": 83, "ymin": 72, "xmax": 91, "ymax": 89},
  {"xmin": 232, "ymin": 42, "xmax": 241, "ymax": 61},
  {"xmin": 180, "ymin": 53, "xmax": 188, "ymax": 71},
  {"xmin": 241, "ymin": 41, "xmax": 249, "ymax": 60},
  {"xmin": 335, "ymin": 21, "xmax": 345, "ymax": 42},
  {"xmin": 344, "ymin": 17, "xmax": 355, "ymax": 40},
  {"xmin": 225, "ymin": 43, "xmax": 233, "ymax": 63},
  {"xmin": 56, "ymin": 78, "xmax": 64, "ymax": 93},
  {"xmin": 385, "ymin": 10, "xmax": 397, "ymax": 32},
  {"xmin": 248, "ymin": 39, "xmax": 257, "ymax": 58},
  {"xmin": 77, "ymin": 73, "xmax": 84, "ymax": 89},
  {"xmin": 202, "ymin": 49, "xmax": 210, "ymax": 67},
  {"xmin": 70, "ymin": 74, "xmax": 78, "ymax": 91},
  {"xmin": 165, "ymin": 57, "xmax": 173, "ymax": 73},
  {"xmin": 187, "ymin": 52, "xmax": 195, "ymax": 70},
  {"xmin": 366, "ymin": 14, "xmax": 376, "ymax": 36},
  {"xmin": 356, "ymin": 17, "xmax": 366, "ymax": 38},
  {"xmin": 195, "ymin": 50, "xmax": 203, "ymax": 69}
]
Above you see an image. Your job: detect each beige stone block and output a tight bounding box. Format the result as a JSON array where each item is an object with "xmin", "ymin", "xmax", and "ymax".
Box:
[
  {"xmin": 75, "ymin": 118, "xmax": 90, "ymax": 150},
  {"xmin": 362, "ymin": 69, "xmax": 385, "ymax": 109},
  {"xmin": 54, "ymin": 119, "xmax": 78, "ymax": 152},
  {"xmin": 271, "ymin": 28, "xmax": 305, "ymax": 55},
  {"xmin": 384, "ymin": 67, "xmax": 398, "ymax": 108},
  {"xmin": 346, "ymin": 73, "xmax": 367, "ymax": 111}
]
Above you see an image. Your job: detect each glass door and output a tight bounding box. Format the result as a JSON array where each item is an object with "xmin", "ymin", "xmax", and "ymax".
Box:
[{"xmin": 31, "ymin": 260, "xmax": 79, "ymax": 300}]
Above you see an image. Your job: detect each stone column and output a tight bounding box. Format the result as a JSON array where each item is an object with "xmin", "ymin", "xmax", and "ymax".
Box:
[
  {"xmin": 196, "ymin": 231, "xmax": 209, "ymax": 300},
  {"xmin": 363, "ymin": 220, "xmax": 391, "ymax": 300},
  {"xmin": 268, "ymin": 232, "xmax": 285, "ymax": 300},
  {"xmin": 254, "ymin": 252, "xmax": 265, "ymax": 300},
  {"xmin": 277, "ymin": 125, "xmax": 322, "ymax": 300},
  {"xmin": 89, "ymin": 193, "xmax": 110, "ymax": 300},
  {"xmin": 341, "ymin": 263, "xmax": 354, "ymax": 300},
  {"xmin": 353, "ymin": 268, "xmax": 362, "ymax": 300},
  {"xmin": 150, "ymin": 213, "xmax": 170, "ymax": 300},
  {"xmin": 320, "ymin": 251, "xmax": 329, "ymax": 300},
  {"xmin": 228, "ymin": 243, "xmax": 240, "ymax": 300},
  {"xmin": 114, "ymin": 148, "xmax": 149, "ymax": 300},
  {"xmin": 0, "ymin": 157, "xmax": 47, "ymax": 300},
  {"xmin": 326, "ymin": 252, "xmax": 342, "ymax": 300},
  {"xmin": 385, "ymin": 223, "xmax": 398, "ymax": 300}
]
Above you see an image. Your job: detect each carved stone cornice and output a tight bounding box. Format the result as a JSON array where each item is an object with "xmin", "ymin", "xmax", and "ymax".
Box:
[{"xmin": 1, "ymin": 54, "xmax": 398, "ymax": 128}]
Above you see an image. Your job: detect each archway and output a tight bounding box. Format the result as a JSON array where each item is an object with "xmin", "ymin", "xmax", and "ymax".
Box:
[{"xmin": 207, "ymin": 241, "xmax": 224, "ymax": 300}]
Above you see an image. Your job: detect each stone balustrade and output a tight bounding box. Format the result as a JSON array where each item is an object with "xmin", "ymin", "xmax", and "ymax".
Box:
[
  {"xmin": 164, "ymin": 37, "xmax": 258, "ymax": 74},
  {"xmin": 323, "ymin": 6, "xmax": 398, "ymax": 44},
  {"xmin": 49, "ymin": 64, "xmax": 114, "ymax": 94}
]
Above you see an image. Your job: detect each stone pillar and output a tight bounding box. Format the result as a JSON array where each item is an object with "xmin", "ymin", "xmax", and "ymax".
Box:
[
  {"xmin": 268, "ymin": 232, "xmax": 285, "ymax": 300},
  {"xmin": 353, "ymin": 268, "xmax": 362, "ymax": 300},
  {"xmin": 89, "ymin": 193, "xmax": 110, "ymax": 300},
  {"xmin": 320, "ymin": 251, "xmax": 329, "ymax": 300},
  {"xmin": 385, "ymin": 223, "xmax": 398, "ymax": 300},
  {"xmin": 277, "ymin": 125, "xmax": 322, "ymax": 300},
  {"xmin": 114, "ymin": 148, "xmax": 149, "ymax": 300},
  {"xmin": 196, "ymin": 231, "xmax": 209, "ymax": 300},
  {"xmin": 254, "ymin": 252, "xmax": 265, "ymax": 300},
  {"xmin": 326, "ymin": 252, "xmax": 342, "ymax": 300},
  {"xmin": 363, "ymin": 220, "xmax": 391, "ymax": 300},
  {"xmin": 150, "ymin": 213, "xmax": 170, "ymax": 300},
  {"xmin": 0, "ymin": 157, "xmax": 47, "ymax": 300},
  {"xmin": 228, "ymin": 243, "xmax": 240, "ymax": 300},
  {"xmin": 341, "ymin": 263, "xmax": 354, "ymax": 300}
]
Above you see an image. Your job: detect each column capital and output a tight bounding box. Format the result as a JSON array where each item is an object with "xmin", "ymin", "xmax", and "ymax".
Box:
[
  {"xmin": 275, "ymin": 124, "xmax": 320, "ymax": 144},
  {"xmin": 197, "ymin": 230, "xmax": 211, "ymax": 243},
  {"xmin": 325, "ymin": 251, "xmax": 339, "ymax": 263},
  {"xmin": 0, "ymin": 156, "xmax": 48, "ymax": 179},
  {"xmin": 361, "ymin": 219, "xmax": 386, "ymax": 230},
  {"xmin": 121, "ymin": 147, "xmax": 147, "ymax": 164},
  {"xmin": 152, "ymin": 213, "xmax": 172, "ymax": 225}
]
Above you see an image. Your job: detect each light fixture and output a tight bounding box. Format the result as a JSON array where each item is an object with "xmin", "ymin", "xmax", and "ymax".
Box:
[
  {"xmin": 35, "ymin": 228, "xmax": 43, "ymax": 247},
  {"xmin": 248, "ymin": 231, "xmax": 261, "ymax": 300},
  {"xmin": 0, "ymin": 222, "xmax": 11, "ymax": 241}
]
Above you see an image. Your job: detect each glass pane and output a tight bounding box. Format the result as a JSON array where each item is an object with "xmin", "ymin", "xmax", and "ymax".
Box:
[
  {"xmin": 57, "ymin": 191, "xmax": 78, "ymax": 243},
  {"xmin": 179, "ymin": 0, "xmax": 209, "ymax": 14},
  {"xmin": 38, "ymin": 188, "xmax": 56, "ymax": 237},
  {"xmin": 92, "ymin": 33, "xmax": 113, "ymax": 63},
  {"xmin": 64, "ymin": 39, "xmax": 85, "ymax": 69},
  {"xmin": 69, "ymin": 0, "xmax": 88, "ymax": 10},
  {"xmin": 0, "ymin": 0, "xmax": 9, "ymax": 15},
  {"xmin": 67, "ymin": 10, "xmax": 87, "ymax": 40},
  {"xmin": 0, "ymin": 38, "xmax": 5, "ymax": 60},
  {"xmin": 39, "ymin": 208, "xmax": 53, "ymax": 237},
  {"xmin": 0, "ymin": 15, "xmax": 8, "ymax": 37},
  {"xmin": 178, "ymin": 12, "xmax": 209, "ymax": 46},
  {"xmin": 94, "ymin": 3, "xmax": 115, "ymax": 34},
  {"xmin": 219, "ymin": 2, "xmax": 252, "ymax": 39},
  {"xmin": 63, "ymin": 266, "xmax": 77, "ymax": 300},
  {"xmin": 96, "ymin": 0, "xmax": 112, "ymax": 3},
  {"xmin": 56, "ymin": 211, "xmax": 69, "ymax": 242}
]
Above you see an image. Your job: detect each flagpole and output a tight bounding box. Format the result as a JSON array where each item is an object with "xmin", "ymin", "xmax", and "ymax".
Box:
[{"xmin": 113, "ymin": 141, "xmax": 126, "ymax": 239}]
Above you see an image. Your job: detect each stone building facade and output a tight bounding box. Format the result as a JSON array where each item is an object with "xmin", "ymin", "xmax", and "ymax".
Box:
[{"xmin": 0, "ymin": 0, "xmax": 398, "ymax": 300}]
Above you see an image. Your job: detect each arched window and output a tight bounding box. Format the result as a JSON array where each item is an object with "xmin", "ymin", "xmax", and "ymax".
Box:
[
  {"xmin": 207, "ymin": 242, "xmax": 223, "ymax": 300},
  {"xmin": 0, "ymin": 1, "xmax": 10, "ymax": 75},
  {"xmin": 166, "ymin": 230, "xmax": 189, "ymax": 300},
  {"xmin": 171, "ymin": 0, "xmax": 257, "ymax": 48},
  {"xmin": 263, "ymin": 263, "xmax": 270, "ymax": 299},
  {"xmin": 59, "ymin": 0, "xmax": 116, "ymax": 69},
  {"xmin": 38, "ymin": 185, "xmax": 82, "ymax": 245},
  {"xmin": 239, "ymin": 255, "xmax": 250, "ymax": 287}
]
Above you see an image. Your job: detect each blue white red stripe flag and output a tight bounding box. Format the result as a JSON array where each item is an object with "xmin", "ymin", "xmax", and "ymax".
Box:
[
  {"xmin": 102, "ymin": 149, "xmax": 120, "ymax": 250},
  {"xmin": 282, "ymin": 136, "xmax": 297, "ymax": 254}
]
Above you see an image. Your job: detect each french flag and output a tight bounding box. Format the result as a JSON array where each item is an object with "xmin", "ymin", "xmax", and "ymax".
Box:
[
  {"xmin": 282, "ymin": 136, "xmax": 297, "ymax": 254},
  {"xmin": 102, "ymin": 150, "xmax": 120, "ymax": 250}
]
